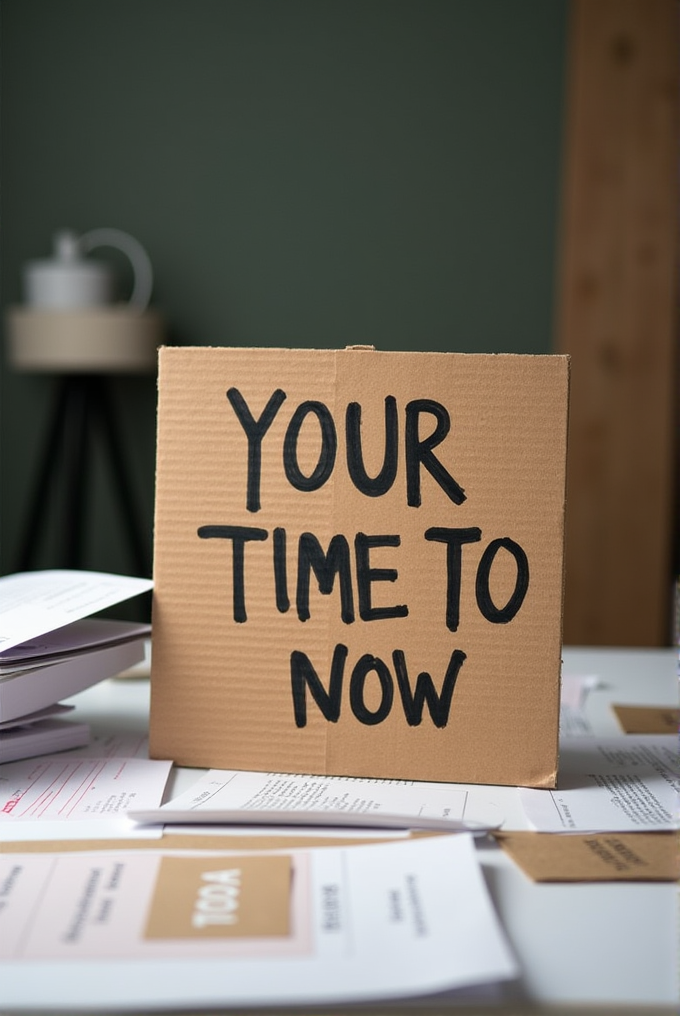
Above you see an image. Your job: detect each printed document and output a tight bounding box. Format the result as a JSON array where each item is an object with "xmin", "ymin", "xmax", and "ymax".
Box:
[
  {"xmin": 129, "ymin": 768, "xmax": 498, "ymax": 832},
  {"xmin": 520, "ymin": 735, "xmax": 679, "ymax": 832},
  {"xmin": 0, "ymin": 833, "xmax": 517, "ymax": 1008},
  {"xmin": 0, "ymin": 756, "xmax": 172, "ymax": 841},
  {"xmin": 0, "ymin": 570, "xmax": 153, "ymax": 651}
]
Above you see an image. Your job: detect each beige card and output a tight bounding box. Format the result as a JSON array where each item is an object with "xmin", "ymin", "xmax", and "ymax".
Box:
[
  {"xmin": 144, "ymin": 853, "xmax": 292, "ymax": 939},
  {"xmin": 612, "ymin": 704, "xmax": 679, "ymax": 734},
  {"xmin": 495, "ymin": 831, "xmax": 679, "ymax": 882}
]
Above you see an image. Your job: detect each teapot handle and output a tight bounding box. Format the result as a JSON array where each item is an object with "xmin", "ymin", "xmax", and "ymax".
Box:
[{"xmin": 79, "ymin": 227, "xmax": 153, "ymax": 311}]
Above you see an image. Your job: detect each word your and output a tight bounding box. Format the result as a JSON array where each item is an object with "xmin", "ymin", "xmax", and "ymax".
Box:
[{"xmin": 226, "ymin": 388, "xmax": 466, "ymax": 510}]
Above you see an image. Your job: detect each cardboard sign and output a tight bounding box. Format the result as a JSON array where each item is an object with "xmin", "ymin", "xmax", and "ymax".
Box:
[{"xmin": 150, "ymin": 347, "xmax": 569, "ymax": 787}]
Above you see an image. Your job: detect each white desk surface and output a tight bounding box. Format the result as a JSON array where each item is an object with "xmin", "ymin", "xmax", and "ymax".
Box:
[{"xmin": 2, "ymin": 646, "xmax": 678, "ymax": 1015}]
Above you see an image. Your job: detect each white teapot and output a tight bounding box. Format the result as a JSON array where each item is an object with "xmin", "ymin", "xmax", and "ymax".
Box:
[{"xmin": 23, "ymin": 227, "xmax": 153, "ymax": 311}]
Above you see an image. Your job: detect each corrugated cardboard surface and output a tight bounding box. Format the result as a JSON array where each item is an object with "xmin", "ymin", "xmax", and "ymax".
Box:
[{"xmin": 150, "ymin": 347, "xmax": 569, "ymax": 787}]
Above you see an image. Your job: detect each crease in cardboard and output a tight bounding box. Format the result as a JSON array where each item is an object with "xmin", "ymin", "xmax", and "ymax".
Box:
[{"xmin": 324, "ymin": 350, "xmax": 340, "ymax": 776}]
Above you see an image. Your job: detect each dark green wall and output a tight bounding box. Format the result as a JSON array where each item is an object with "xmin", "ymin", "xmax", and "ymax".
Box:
[{"xmin": 0, "ymin": 0, "xmax": 567, "ymax": 590}]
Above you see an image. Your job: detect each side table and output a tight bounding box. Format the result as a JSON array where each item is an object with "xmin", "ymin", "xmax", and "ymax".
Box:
[{"xmin": 5, "ymin": 306, "xmax": 163, "ymax": 574}]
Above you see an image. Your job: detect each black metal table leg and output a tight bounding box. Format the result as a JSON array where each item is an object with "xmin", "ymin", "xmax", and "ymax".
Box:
[{"xmin": 14, "ymin": 374, "xmax": 150, "ymax": 576}]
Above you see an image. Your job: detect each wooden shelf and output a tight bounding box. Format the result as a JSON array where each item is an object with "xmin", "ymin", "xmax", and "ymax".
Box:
[
  {"xmin": 6, "ymin": 306, "xmax": 163, "ymax": 374},
  {"xmin": 556, "ymin": 0, "xmax": 678, "ymax": 645}
]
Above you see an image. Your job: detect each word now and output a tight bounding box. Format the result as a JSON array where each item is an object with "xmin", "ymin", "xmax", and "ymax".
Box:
[
  {"xmin": 197, "ymin": 526, "xmax": 530, "ymax": 633},
  {"xmin": 291, "ymin": 644, "xmax": 467, "ymax": 728},
  {"xmin": 226, "ymin": 388, "xmax": 466, "ymax": 511}
]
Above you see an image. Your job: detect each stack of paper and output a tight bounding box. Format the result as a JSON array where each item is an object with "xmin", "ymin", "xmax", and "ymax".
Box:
[
  {"xmin": 0, "ymin": 750, "xmax": 519, "ymax": 1005},
  {"xmin": 0, "ymin": 570, "xmax": 152, "ymax": 763},
  {"xmin": 0, "ymin": 834, "xmax": 518, "ymax": 1007}
]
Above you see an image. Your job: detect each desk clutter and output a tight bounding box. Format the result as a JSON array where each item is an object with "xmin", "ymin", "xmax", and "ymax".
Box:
[
  {"xmin": 0, "ymin": 338, "xmax": 676, "ymax": 1008},
  {"xmin": 0, "ymin": 572, "xmax": 678, "ymax": 1009},
  {"xmin": 0, "ymin": 570, "xmax": 152, "ymax": 763}
]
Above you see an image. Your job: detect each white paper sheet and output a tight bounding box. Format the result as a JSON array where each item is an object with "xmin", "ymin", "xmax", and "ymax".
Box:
[
  {"xmin": 0, "ymin": 721, "xmax": 147, "ymax": 766},
  {"xmin": 0, "ymin": 834, "xmax": 517, "ymax": 1008},
  {"xmin": 128, "ymin": 768, "xmax": 500, "ymax": 833},
  {"xmin": 520, "ymin": 735, "xmax": 680, "ymax": 832},
  {"xmin": 0, "ymin": 618, "xmax": 151, "ymax": 676},
  {"xmin": 0, "ymin": 718, "xmax": 90, "ymax": 764},
  {"xmin": 0, "ymin": 756, "xmax": 172, "ymax": 841},
  {"xmin": 559, "ymin": 674, "xmax": 602, "ymax": 736},
  {"xmin": 0, "ymin": 571, "xmax": 153, "ymax": 651},
  {"xmin": 0, "ymin": 702, "xmax": 75, "ymax": 730},
  {"xmin": 0, "ymin": 637, "xmax": 147, "ymax": 725},
  {"xmin": 64, "ymin": 730, "xmax": 150, "ymax": 758}
]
